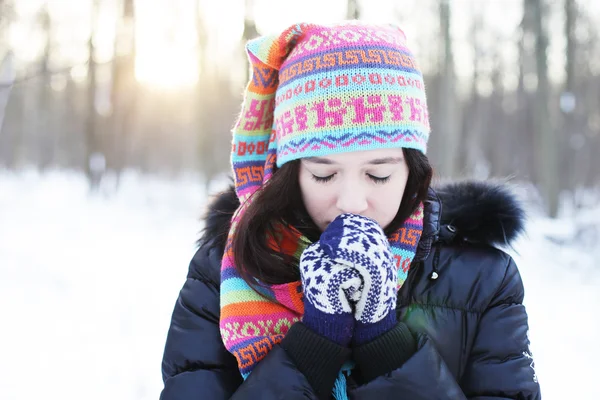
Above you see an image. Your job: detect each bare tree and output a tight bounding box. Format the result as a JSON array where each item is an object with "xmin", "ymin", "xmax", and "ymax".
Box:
[
  {"xmin": 0, "ymin": 51, "xmax": 14, "ymax": 138},
  {"xmin": 436, "ymin": 0, "xmax": 459, "ymax": 178},
  {"xmin": 85, "ymin": 0, "xmax": 101, "ymax": 189},
  {"xmin": 347, "ymin": 0, "xmax": 360, "ymax": 19},
  {"xmin": 487, "ymin": 43, "xmax": 510, "ymax": 177},
  {"xmin": 512, "ymin": 0, "xmax": 537, "ymax": 183},
  {"xmin": 110, "ymin": 0, "xmax": 137, "ymax": 186},
  {"xmin": 459, "ymin": 2, "xmax": 484, "ymax": 176},
  {"xmin": 36, "ymin": 4, "xmax": 55, "ymax": 169},
  {"xmin": 0, "ymin": 0, "xmax": 15, "ymax": 140},
  {"xmin": 530, "ymin": 0, "xmax": 559, "ymax": 216},
  {"xmin": 194, "ymin": 1, "xmax": 239, "ymax": 189},
  {"xmin": 243, "ymin": 3, "xmax": 259, "ymax": 49},
  {"xmin": 575, "ymin": 5, "xmax": 600, "ymax": 188},
  {"xmin": 564, "ymin": 0, "xmax": 576, "ymax": 107},
  {"xmin": 561, "ymin": 0, "xmax": 579, "ymax": 191}
]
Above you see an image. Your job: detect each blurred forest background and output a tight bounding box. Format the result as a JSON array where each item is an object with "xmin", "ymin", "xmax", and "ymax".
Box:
[{"xmin": 1, "ymin": 0, "xmax": 599, "ymax": 217}]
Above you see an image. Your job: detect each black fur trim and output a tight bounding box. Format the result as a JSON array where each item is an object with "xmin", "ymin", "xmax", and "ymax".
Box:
[
  {"xmin": 435, "ymin": 180, "xmax": 526, "ymax": 246},
  {"xmin": 198, "ymin": 186, "xmax": 239, "ymax": 252}
]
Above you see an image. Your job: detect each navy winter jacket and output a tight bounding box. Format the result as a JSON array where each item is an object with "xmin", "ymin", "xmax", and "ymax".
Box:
[{"xmin": 160, "ymin": 181, "xmax": 542, "ymax": 399}]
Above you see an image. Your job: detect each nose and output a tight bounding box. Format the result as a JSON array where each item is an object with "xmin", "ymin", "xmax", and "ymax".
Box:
[{"xmin": 336, "ymin": 182, "xmax": 368, "ymax": 215}]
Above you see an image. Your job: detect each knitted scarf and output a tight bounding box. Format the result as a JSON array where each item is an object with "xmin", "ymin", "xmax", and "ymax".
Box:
[{"xmin": 220, "ymin": 207, "xmax": 424, "ymax": 378}]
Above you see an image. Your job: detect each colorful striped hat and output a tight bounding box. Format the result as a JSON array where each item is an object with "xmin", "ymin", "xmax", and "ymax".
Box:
[{"xmin": 231, "ymin": 21, "xmax": 430, "ymax": 201}]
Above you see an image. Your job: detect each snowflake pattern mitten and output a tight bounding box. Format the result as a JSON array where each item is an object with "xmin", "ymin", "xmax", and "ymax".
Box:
[
  {"xmin": 299, "ymin": 237, "xmax": 362, "ymax": 346},
  {"xmin": 319, "ymin": 213, "xmax": 399, "ymax": 346}
]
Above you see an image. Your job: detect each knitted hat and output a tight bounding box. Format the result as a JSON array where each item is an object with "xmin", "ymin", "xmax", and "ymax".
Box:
[{"xmin": 232, "ymin": 21, "xmax": 429, "ymax": 201}]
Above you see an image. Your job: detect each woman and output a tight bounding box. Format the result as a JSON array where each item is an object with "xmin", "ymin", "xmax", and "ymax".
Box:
[{"xmin": 160, "ymin": 21, "xmax": 541, "ymax": 399}]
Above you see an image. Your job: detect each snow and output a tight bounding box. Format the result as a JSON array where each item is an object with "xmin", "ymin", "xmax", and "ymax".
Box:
[
  {"xmin": 0, "ymin": 169, "xmax": 598, "ymax": 399},
  {"xmin": 513, "ymin": 206, "xmax": 600, "ymax": 400}
]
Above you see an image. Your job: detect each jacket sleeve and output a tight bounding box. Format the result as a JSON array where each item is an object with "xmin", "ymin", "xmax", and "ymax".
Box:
[
  {"xmin": 351, "ymin": 257, "xmax": 541, "ymax": 400},
  {"xmin": 160, "ymin": 245, "xmax": 243, "ymax": 400},
  {"xmin": 459, "ymin": 257, "xmax": 541, "ymax": 399}
]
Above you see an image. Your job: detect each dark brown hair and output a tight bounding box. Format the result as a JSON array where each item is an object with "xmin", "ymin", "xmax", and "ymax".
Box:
[{"xmin": 232, "ymin": 148, "xmax": 433, "ymax": 287}]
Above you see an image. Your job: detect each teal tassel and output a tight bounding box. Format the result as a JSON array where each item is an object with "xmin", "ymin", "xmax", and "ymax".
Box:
[
  {"xmin": 332, "ymin": 370, "xmax": 348, "ymax": 400},
  {"xmin": 332, "ymin": 361, "xmax": 354, "ymax": 400}
]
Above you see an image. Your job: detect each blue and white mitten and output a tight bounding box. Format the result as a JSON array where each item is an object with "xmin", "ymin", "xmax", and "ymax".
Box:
[
  {"xmin": 320, "ymin": 213, "xmax": 399, "ymax": 346},
  {"xmin": 299, "ymin": 240, "xmax": 363, "ymax": 347}
]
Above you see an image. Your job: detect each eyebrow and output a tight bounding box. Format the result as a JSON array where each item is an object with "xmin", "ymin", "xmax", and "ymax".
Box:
[
  {"xmin": 366, "ymin": 157, "xmax": 404, "ymax": 165},
  {"xmin": 304, "ymin": 156, "xmax": 404, "ymax": 165}
]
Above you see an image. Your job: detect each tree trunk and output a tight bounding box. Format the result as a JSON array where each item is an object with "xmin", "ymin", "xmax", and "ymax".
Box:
[
  {"xmin": 242, "ymin": 0, "xmax": 258, "ymax": 84},
  {"xmin": 0, "ymin": 51, "xmax": 14, "ymax": 141},
  {"xmin": 489, "ymin": 48, "xmax": 508, "ymax": 177},
  {"xmin": 110, "ymin": 0, "xmax": 137, "ymax": 187},
  {"xmin": 196, "ymin": 0, "xmax": 238, "ymax": 188},
  {"xmin": 531, "ymin": 0, "xmax": 559, "ymax": 217},
  {"xmin": 437, "ymin": 0, "xmax": 459, "ymax": 178},
  {"xmin": 347, "ymin": 0, "xmax": 360, "ymax": 19},
  {"xmin": 38, "ymin": 4, "xmax": 54, "ymax": 170},
  {"xmin": 563, "ymin": 0, "xmax": 579, "ymax": 191},
  {"xmin": 85, "ymin": 0, "xmax": 100, "ymax": 190},
  {"xmin": 564, "ymin": 0, "xmax": 576, "ymax": 102},
  {"xmin": 460, "ymin": 4, "xmax": 483, "ymax": 176}
]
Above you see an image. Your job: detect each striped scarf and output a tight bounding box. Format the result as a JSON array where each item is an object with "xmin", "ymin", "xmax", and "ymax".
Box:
[{"xmin": 220, "ymin": 207, "xmax": 424, "ymax": 379}]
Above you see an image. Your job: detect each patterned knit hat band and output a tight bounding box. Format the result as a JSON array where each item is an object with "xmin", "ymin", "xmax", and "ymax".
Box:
[{"xmin": 272, "ymin": 24, "xmax": 430, "ymax": 166}]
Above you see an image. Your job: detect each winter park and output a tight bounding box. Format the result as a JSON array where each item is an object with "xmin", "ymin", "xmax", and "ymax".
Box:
[{"xmin": 1, "ymin": 1, "xmax": 600, "ymax": 399}]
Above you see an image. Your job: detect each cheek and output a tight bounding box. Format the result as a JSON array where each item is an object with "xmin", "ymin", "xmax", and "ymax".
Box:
[
  {"xmin": 371, "ymin": 179, "xmax": 406, "ymax": 225},
  {"xmin": 298, "ymin": 172, "xmax": 334, "ymax": 221}
]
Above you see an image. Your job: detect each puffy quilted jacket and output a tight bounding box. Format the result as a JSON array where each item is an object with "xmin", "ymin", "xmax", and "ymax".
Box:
[{"xmin": 160, "ymin": 181, "xmax": 542, "ymax": 399}]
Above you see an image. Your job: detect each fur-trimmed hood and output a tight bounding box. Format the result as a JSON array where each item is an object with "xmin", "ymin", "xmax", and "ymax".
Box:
[{"xmin": 199, "ymin": 180, "xmax": 526, "ymax": 259}]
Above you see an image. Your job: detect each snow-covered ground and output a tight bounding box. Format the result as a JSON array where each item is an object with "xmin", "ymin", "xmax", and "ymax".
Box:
[{"xmin": 0, "ymin": 169, "xmax": 598, "ymax": 399}]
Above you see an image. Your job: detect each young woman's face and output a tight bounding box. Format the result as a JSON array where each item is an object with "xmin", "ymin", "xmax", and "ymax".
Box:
[{"xmin": 298, "ymin": 148, "xmax": 409, "ymax": 231}]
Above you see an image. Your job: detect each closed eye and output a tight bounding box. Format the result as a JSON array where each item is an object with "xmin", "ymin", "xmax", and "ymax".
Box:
[
  {"xmin": 311, "ymin": 174, "xmax": 335, "ymax": 183},
  {"xmin": 368, "ymin": 174, "xmax": 390, "ymax": 184}
]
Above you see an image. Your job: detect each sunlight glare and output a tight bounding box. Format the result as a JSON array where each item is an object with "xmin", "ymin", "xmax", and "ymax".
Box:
[
  {"xmin": 8, "ymin": 22, "xmax": 45, "ymax": 64},
  {"xmin": 94, "ymin": 2, "xmax": 119, "ymax": 64},
  {"xmin": 253, "ymin": 0, "xmax": 347, "ymax": 34},
  {"xmin": 198, "ymin": 0, "xmax": 245, "ymax": 64},
  {"xmin": 134, "ymin": 0, "xmax": 199, "ymax": 89},
  {"xmin": 14, "ymin": 0, "xmax": 46, "ymax": 17}
]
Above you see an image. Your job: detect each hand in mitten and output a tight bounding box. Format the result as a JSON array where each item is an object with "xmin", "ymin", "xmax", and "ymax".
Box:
[
  {"xmin": 299, "ymin": 239, "xmax": 363, "ymax": 347},
  {"xmin": 320, "ymin": 213, "xmax": 398, "ymax": 346}
]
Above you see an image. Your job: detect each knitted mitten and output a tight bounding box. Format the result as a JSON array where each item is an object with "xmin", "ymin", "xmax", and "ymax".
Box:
[
  {"xmin": 320, "ymin": 213, "xmax": 398, "ymax": 346},
  {"xmin": 299, "ymin": 236, "xmax": 363, "ymax": 347}
]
